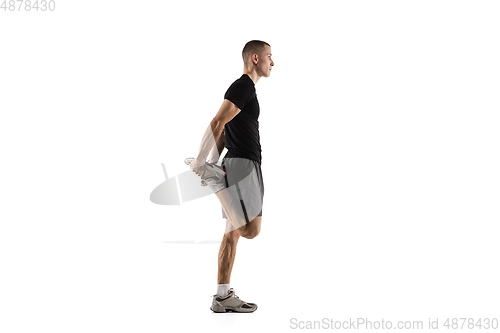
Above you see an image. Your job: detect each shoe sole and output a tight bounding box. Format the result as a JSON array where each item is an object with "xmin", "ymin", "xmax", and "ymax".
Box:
[{"xmin": 210, "ymin": 306, "xmax": 257, "ymax": 313}]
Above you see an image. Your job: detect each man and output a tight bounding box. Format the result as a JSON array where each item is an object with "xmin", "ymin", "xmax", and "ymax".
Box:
[{"xmin": 189, "ymin": 40, "xmax": 273, "ymax": 313}]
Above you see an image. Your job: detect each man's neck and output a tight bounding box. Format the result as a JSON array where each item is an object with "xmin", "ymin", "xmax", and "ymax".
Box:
[{"xmin": 242, "ymin": 70, "xmax": 260, "ymax": 85}]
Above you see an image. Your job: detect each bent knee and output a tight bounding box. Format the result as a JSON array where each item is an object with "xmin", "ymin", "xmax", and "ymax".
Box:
[
  {"xmin": 242, "ymin": 230, "xmax": 259, "ymax": 239},
  {"xmin": 242, "ymin": 226, "xmax": 260, "ymax": 239},
  {"xmin": 240, "ymin": 216, "xmax": 261, "ymax": 239}
]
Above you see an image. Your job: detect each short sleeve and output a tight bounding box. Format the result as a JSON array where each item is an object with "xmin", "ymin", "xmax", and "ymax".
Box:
[{"xmin": 224, "ymin": 80, "xmax": 253, "ymax": 110}]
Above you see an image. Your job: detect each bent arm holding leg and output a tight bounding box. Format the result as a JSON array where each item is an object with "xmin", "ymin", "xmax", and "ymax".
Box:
[{"xmin": 190, "ymin": 99, "xmax": 240, "ymax": 176}]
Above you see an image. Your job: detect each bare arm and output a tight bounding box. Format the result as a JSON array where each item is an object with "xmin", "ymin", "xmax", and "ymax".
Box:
[
  {"xmin": 208, "ymin": 128, "xmax": 225, "ymax": 164},
  {"xmin": 190, "ymin": 99, "xmax": 240, "ymax": 176}
]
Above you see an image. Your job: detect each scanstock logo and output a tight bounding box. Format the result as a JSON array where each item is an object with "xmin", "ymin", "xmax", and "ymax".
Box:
[{"xmin": 150, "ymin": 163, "xmax": 213, "ymax": 205}]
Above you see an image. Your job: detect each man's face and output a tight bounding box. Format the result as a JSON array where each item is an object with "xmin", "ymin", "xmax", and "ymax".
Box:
[{"xmin": 257, "ymin": 46, "xmax": 274, "ymax": 77}]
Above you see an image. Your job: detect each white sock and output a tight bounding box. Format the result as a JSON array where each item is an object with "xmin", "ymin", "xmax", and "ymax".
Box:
[{"xmin": 217, "ymin": 284, "xmax": 230, "ymax": 297}]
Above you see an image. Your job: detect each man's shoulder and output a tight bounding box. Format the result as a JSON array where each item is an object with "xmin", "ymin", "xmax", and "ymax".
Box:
[
  {"xmin": 225, "ymin": 77, "xmax": 255, "ymax": 105},
  {"xmin": 228, "ymin": 74, "xmax": 254, "ymax": 89}
]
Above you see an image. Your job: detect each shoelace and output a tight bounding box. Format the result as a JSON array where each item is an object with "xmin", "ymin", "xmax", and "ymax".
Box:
[{"xmin": 227, "ymin": 289, "xmax": 240, "ymax": 299}]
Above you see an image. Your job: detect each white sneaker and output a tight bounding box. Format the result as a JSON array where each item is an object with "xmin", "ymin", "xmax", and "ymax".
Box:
[
  {"xmin": 210, "ymin": 288, "xmax": 258, "ymax": 313},
  {"xmin": 185, "ymin": 157, "xmax": 226, "ymax": 192}
]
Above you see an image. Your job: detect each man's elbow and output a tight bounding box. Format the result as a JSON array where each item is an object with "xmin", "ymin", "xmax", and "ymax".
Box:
[{"xmin": 210, "ymin": 118, "xmax": 225, "ymax": 131}]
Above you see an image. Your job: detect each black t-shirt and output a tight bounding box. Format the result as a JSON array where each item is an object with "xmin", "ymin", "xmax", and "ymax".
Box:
[{"xmin": 223, "ymin": 74, "xmax": 262, "ymax": 163}]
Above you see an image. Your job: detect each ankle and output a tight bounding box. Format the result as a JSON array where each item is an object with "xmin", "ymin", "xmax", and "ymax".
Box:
[{"xmin": 217, "ymin": 284, "xmax": 231, "ymax": 297}]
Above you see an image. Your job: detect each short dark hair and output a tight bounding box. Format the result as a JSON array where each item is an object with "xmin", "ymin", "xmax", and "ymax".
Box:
[{"xmin": 242, "ymin": 40, "xmax": 270, "ymax": 67}]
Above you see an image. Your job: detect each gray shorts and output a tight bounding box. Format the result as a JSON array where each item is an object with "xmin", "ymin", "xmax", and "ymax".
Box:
[{"xmin": 221, "ymin": 157, "xmax": 264, "ymax": 220}]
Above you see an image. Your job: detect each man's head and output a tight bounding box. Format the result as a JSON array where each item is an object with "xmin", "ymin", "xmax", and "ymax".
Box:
[{"xmin": 242, "ymin": 40, "xmax": 274, "ymax": 78}]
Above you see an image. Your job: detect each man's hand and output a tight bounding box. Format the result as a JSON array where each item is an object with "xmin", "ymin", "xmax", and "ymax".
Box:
[{"xmin": 189, "ymin": 158, "xmax": 206, "ymax": 178}]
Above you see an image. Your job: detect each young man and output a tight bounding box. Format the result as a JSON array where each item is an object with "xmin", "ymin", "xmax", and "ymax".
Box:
[{"xmin": 189, "ymin": 40, "xmax": 274, "ymax": 313}]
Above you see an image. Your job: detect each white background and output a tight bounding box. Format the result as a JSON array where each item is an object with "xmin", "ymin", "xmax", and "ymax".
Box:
[{"xmin": 1, "ymin": 1, "xmax": 499, "ymax": 332}]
